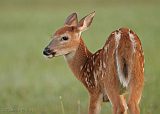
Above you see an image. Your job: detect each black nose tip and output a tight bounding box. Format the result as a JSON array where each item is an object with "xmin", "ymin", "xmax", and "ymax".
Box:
[{"xmin": 43, "ymin": 47, "xmax": 51, "ymax": 56}]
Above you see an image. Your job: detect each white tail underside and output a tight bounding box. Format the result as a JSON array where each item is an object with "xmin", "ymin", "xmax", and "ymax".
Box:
[{"xmin": 115, "ymin": 31, "xmax": 136, "ymax": 87}]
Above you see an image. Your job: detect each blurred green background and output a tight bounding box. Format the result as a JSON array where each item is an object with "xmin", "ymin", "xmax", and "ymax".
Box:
[{"xmin": 0, "ymin": 0, "xmax": 160, "ymax": 114}]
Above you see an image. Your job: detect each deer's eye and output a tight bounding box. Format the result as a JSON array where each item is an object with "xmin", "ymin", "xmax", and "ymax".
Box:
[{"xmin": 61, "ymin": 36, "xmax": 69, "ymax": 41}]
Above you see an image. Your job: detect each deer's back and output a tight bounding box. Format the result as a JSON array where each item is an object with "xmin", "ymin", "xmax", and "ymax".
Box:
[{"xmin": 81, "ymin": 28, "xmax": 144, "ymax": 94}]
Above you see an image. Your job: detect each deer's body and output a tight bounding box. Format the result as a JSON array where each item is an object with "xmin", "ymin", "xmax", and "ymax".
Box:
[{"xmin": 43, "ymin": 12, "xmax": 144, "ymax": 114}]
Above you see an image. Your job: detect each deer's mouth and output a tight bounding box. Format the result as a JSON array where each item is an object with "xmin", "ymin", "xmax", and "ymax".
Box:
[
  {"xmin": 43, "ymin": 52, "xmax": 56, "ymax": 58},
  {"xmin": 43, "ymin": 48, "xmax": 56, "ymax": 58},
  {"xmin": 46, "ymin": 53, "xmax": 55, "ymax": 58}
]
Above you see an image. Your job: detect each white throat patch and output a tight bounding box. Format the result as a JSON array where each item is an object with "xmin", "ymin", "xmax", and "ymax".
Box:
[{"xmin": 64, "ymin": 51, "xmax": 76, "ymax": 61}]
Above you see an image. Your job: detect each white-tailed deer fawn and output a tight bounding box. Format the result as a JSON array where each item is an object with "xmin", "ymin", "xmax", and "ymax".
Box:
[{"xmin": 43, "ymin": 12, "xmax": 144, "ymax": 114}]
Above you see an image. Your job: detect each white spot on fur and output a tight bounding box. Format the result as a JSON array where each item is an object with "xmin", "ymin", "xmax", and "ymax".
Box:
[
  {"xmin": 84, "ymin": 47, "xmax": 88, "ymax": 57},
  {"xmin": 141, "ymin": 63, "xmax": 143, "ymax": 67},
  {"xmin": 99, "ymin": 60, "xmax": 103, "ymax": 71},
  {"xmin": 102, "ymin": 74, "xmax": 104, "ymax": 78},
  {"xmin": 93, "ymin": 71, "xmax": 98, "ymax": 86},
  {"xmin": 104, "ymin": 44, "xmax": 109, "ymax": 52},
  {"xmin": 99, "ymin": 60, "xmax": 101, "ymax": 66},
  {"xmin": 96, "ymin": 52, "xmax": 99, "ymax": 55},
  {"xmin": 115, "ymin": 31, "xmax": 129, "ymax": 87},
  {"xmin": 93, "ymin": 59, "xmax": 95, "ymax": 65},
  {"xmin": 115, "ymin": 31, "xmax": 121, "ymax": 45},
  {"xmin": 87, "ymin": 68, "xmax": 90, "ymax": 72},
  {"xmin": 103, "ymin": 62, "xmax": 106, "ymax": 68},
  {"xmin": 84, "ymin": 72, "xmax": 87, "ymax": 77},
  {"xmin": 85, "ymin": 78, "xmax": 90, "ymax": 86},
  {"xmin": 80, "ymin": 65, "xmax": 83, "ymax": 71},
  {"xmin": 143, "ymin": 67, "xmax": 144, "ymax": 73}
]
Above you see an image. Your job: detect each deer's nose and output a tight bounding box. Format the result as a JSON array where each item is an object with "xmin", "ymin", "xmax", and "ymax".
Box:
[{"xmin": 43, "ymin": 47, "xmax": 52, "ymax": 56}]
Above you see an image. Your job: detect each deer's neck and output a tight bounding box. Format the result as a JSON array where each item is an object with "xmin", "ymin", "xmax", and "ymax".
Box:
[{"xmin": 64, "ymin": 38, "xmax": 92, "ymax": 78}]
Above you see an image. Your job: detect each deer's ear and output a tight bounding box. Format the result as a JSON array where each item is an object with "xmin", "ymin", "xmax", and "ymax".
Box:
[
  {"xmin": 77, "ymin": 11, "xmax": 95, "ymax": 32},
  {"xmin": 64, "ymin": 13, "xmax": 78, "ymax": 26}
]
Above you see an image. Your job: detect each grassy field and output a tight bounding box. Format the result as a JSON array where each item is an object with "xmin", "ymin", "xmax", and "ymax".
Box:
[{"xmin": 0, "ymin": 0, "xmax": 160, "ymax": 114}]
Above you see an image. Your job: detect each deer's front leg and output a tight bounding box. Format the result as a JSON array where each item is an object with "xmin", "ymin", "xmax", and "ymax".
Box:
[{"xmin": 88, "ymin": 93, "xmax": 103, "ymax": 114}]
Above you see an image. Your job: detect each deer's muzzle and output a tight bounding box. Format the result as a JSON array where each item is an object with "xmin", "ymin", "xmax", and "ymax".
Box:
[{"xmin": 43, "ymin": 47, "xmax": 56, "ymax": 58}]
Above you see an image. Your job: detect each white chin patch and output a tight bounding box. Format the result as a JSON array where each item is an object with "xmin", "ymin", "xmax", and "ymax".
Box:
[
  {"xmin": 44, "ymin": 54, "xmax": 54, "ymax": 59},
  {"xmin": 48, "ymin": 54, "xmax": 54, "ymax": 58}
]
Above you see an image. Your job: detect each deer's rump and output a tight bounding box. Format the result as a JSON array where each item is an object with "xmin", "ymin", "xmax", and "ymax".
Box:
[{"xmin": 102, "ymin": 28, "xmax": 144, "ymax": 89}]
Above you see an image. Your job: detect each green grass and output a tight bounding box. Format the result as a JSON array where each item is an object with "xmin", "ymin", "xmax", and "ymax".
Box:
[{"xmin": 0, "ymin": 0, "xmax": 160, "ymax": 114}]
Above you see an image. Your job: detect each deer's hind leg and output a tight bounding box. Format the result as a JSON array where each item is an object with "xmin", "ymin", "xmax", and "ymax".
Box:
[
  {"xmin": 127, "ymin": 54, "xmax": 144, "ymax": 114},
  {"xmin": 103, "ymin": 73, "xmax": 127, "ymax": 114},
  {"xmin": 127, "ymin": 75, "xmax": 144, "ymax": 114},
  {"xmin": 104, "ymin": 84, "xmax": 127, "ymax": 114}
]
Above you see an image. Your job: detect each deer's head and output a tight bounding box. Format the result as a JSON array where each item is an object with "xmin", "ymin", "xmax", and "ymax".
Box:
[{"xmin": 43, "ymin": 12, "xmax": 95, "ymax": 58}]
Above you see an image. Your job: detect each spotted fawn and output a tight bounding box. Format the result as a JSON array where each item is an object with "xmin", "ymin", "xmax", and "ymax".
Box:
[{"xmin": 43, "ymin": 12, "xmax": 144, "ymax": 114}]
